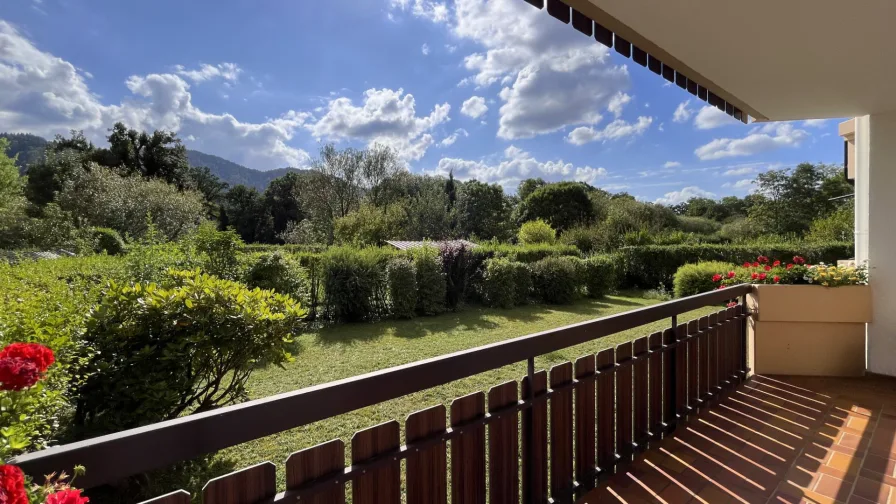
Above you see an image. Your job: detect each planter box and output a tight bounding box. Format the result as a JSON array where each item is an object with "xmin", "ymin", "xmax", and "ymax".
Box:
[{"xmin": 747, "ymin": 284, "xmax": 872, "ymax": 377}]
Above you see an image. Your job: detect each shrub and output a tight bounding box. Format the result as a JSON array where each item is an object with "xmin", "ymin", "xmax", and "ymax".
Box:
[
  {"xmin": 530, "ymin": 256, "xmax": 581, "ymax": 304},
  {"xmin": 675, "ymin": 216, "xmax": 722, "ymax": 234},
  {"xmin": 386, "ymin": 258, "xmax": 417, "ymax": 319},
  {"xmin": 480, "ymin": 258, "xmax": 521, "ymax": 308},
  {"xmin": 411, "ymin": 246, "xmax": 446, "ymax": 316},
  {"xmin": 90, "ymin": 227, "xmax": 126, "ymax": 255},
  {"xmin": 77, "ymin": 270, "xmax": 305, "ymax": 434},
  {"xmin": 673, "ymin": 261, "xmax": 737, "ymax": 298},
  {"xmin": 582, "ymin": 255, "xmax": 619, "ymax": 298},
  {"xmin": 322, "ymin": 247, "xmax": 392, "ymax": 322},
  {"xmin": 245, "ymin": 251, "xmax": 309, "ymax": 302},
  {"xmin": 510, "ymin": 261, "xmax": 532, "ymax": 305},
  {"xmin": 518, "ymin": 219, "xmax": 556, "ymax": 245},
  {"xmin": 192, "ymin": 223, "xmax": 245, "ymax": 280},
  {"xmin": 333, "ymin": 204, "xmax": 407, "ymax": 246},
  {"xmin": 560, "ymin": 225, "xmax": 602, "ymax": 254},
  {"xmin": 440, "ymin": 242, "xmax": 472, "ymax": 310},
  {"xmin": 517, "ymin": 182, "xmax": 595, "ymax": 231},
  {"xmin": 720, "ymin": 218, "xmax": 761, "ymax": 242},
  {"xmin": 807, "ymin": 202, "xmax": 854, "ymax": 242}
]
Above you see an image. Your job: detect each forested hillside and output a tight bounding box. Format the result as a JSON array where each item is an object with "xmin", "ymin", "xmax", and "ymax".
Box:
[
  {"xmin": 0, "ymin": 133, "xmax": 48, "ymax": 172},
  {"xmin": 186, "ymin": 150, "xmax": 305, "ymax": 189}
]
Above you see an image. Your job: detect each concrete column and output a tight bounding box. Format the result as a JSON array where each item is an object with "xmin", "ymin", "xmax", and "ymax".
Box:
[{"xmin": 860, "ymin": 112, "xmax": 896, "ymax": 376}]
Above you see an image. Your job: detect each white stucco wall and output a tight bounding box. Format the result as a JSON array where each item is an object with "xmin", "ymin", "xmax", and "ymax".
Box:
[{"xmin": 859, "ymin": 112, "xmax": 896, "ymax": 376}]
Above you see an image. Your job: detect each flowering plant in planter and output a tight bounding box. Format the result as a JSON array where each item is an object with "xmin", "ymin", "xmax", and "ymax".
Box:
[
  {"xmin": 710, "ymin": 255, "xmax": 868, "ymax": 289},
  {"xmin": 806, "ymin": 263, "xmax": 869, "ymax": 287}
]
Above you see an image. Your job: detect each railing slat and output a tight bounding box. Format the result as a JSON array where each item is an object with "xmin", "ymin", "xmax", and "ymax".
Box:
[
  {"xmin": 574, "ymin": 355, "xmax": 596, "ymax": 491},
  {"xmin": 522, "ymin": 371, "xmax": 548, "ymax": 504},
  {"xmin": 687, "ymin": 319, "xmax": 700, "ymax": 411},
  {"xmin": 451, "ymin": 392, "xmax": 486, "ymax": 504},
  {"xmin": 708, "ymin": 312, "xmax": 719, "ymax": 394},
  {"xmin": 351, "ymin": 421, "xmax": 401, "ymax": 504},
  {"xmin": 647, "ymin": 332, "xmax": 662, "ymax": 438},
  {"xmin": 285, "ymin": 439, "xmax": 345, "ymax": 504},
  {"xmin": 137, "ymin": 490, "xmax": 191, "ymax": 504},
  {"xmin": 662, "ymin": 328, "xmax": 675, "ymax": 431},
  {"xmin": 717, "ymin": 308, "xmax": 731, "ymax": 391},
  {"xmin": 675, "ymin": 323, "xmax": 688, "ymax": 418},
  {"xmin": 406, "ymin": 405, "xmax": 447, "ymax": 504},
  {"xmin": 728, "ymin": 306, "xmax": 739, "ymax": 384},
  {"xmin": 549, "ymin": 362, "xmax": 574, "ymax": 500},
  {"xmin": 596, "ymin": 349, "xmax": 615, "ymax": 474},
  {"xmin": 698, "ymin": 316, "xmax": 710, "ymax": 402},
  {"xmin": 632, "ymin": 336, "xmax": 649, "ymax": 449},
  {"xmin": 201, "ymin": 462, "xmax": 276, "ymax": 504},
  {"xmin": 488, "ymin": 381, "xmax": 519, "ymax": 504},
  {"xmin": 615, "ymin": 342, "xmax": 633, "ymax": 463}
]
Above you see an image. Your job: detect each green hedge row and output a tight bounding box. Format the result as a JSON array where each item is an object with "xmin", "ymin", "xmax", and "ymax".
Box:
[{"xmin": 620, "ymin": 242, "xmax": 853, "ymax": 289}]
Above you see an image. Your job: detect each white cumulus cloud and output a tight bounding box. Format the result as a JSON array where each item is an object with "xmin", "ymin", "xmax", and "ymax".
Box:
[
  {"xmin": 421, "ymin": 43, "xmax": 431, "ymax": 55},
  {"xmin": 389, "ymin": 0, "xmax": 449, "ymax": 23},
  {"xmin": 173, "ymin": 62, "xmax": 242, "ymax": 83},
  {"xmin": 655, "ymin": 186, "xmax": 717, "ymax": 205},
  {"xmin": 694, "ymin": 123, "xmax": 809, "ymax": 161},
  {"xmin": 439, "ymin": 128, "xmax": 469, "ymax": 147},
  {"xmin": 566, "ymin": 116, "xmax": 652, "ymax": 145},
  {"xmin": 663, "ymin": 161, "xmax": 681, "ymax": 169},
  {"xmin": 672, "ymin": 100, "xmax": 693, "ymax": 123},
  {"xmin": 460, "ymin": 96, "xmax": 488, "ymax": 118},
  {"xmin": 694, "ymin": 105, "xmax": 739, "ymax": 129}
]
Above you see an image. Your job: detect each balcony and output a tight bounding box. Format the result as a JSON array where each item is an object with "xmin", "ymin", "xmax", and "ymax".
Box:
[{"xmin": 13, "ymin": 284, "xmax": 891, "ymax": 504}]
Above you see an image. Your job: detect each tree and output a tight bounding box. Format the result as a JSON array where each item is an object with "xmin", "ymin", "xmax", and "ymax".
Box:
[
  {"xmin": 749, "ymin": 163, "xmax": 851, "ymax": 235},
  {"xmin": 334, "ymin": 204, "xmax": 407, "ymax": 246},
  {"xmin": 298, "ymin": 145, "xmax": 365, "ymax": 243},
  {"xmin": 360, "ymin": 144, "xmax": 404, "ymax": 208},
  {"xmin": 264, "ymin": 171, "xmax": 304, "ymax": 235},
  {"xmin": 0, "ymin": 139, "xmax": 23, "ymax": 207},
  {"xmin": 24, "ymin": 149, "xmax": 89, "ymax": 206},
  {"xmin": 187, "ymin": 166, "xmax": 229, "ymax": 217},
  {"xmin": 518, "ymin": 182, "xmax": 595, "ymax": 231},
  {"xmin": 404, "ymin": 176, "xmax": 451, "ymax": 240},
  {"xmin": 455, "ymin": 180, "xmax": 513, "ymax": 240},
  {"xmin": 518, "ymin": 178, "xmax": 546, "ymax": 201},
  {"xmin": 221, "ymin": 185, "xmax": 274, "ymax": 243},
  {"xmin": 104, "ymin": 123, "xmax": 191, "ymax": 188},
  {"xmin": 445, "ymin": 171, "xmax": 457, "ymax": 211}
]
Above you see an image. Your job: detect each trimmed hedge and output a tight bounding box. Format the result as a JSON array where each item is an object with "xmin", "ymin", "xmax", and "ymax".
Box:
[
  {"xmin": 621, "ymin": 242, "xmax": 853, "ymax": 289},
  {"xmin": 582, "ymin": 254, "xmax": 618, "ymax": 298},
  {"xmin": 530, "ymin": 256, "xmax": 582, "ymax": 304},
  {"xmin": 386, "ymin": 258, "xmax": 417, "ymax": 319},
  {"xmin": 672, "ymin": 261, "xmax": 736, "ymax": 298},
  {"xmin": 322, "ymin": 247, "xmax": 393, "ymax": 322},
  {"xmin": 411, "ymin": 246, "xmax": 446, "ymax": 316},
  {"xmin": 480, "ymin": 258, "xmax": 522, "ymax": 308},
  {"xmin": 91, "ymin": 227, "xmax": 126, "ymax": 256}
]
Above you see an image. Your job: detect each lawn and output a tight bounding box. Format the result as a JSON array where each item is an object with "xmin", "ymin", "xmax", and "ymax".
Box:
[{"xmin": 141, "ymin": 291, "xmax": 720, "ymax": 499}]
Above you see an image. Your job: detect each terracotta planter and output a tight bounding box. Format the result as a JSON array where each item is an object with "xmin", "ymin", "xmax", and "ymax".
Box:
[{"xmin": 747, "ymin": 284, "xmax": 872, "ymax": 377}]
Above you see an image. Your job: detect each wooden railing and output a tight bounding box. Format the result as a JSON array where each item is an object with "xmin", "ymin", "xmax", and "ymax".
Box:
[{"xmin": 11, "ymin": 284, "xmax": 753, "ymax": 503}]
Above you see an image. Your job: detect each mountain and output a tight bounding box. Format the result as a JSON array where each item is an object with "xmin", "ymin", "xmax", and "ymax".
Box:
[
  {"xmin": 0, "ymin": 133, "xmax": 48, "ymax": 173},
  {"xmin": 186, "ymin": 150, "xmax": 305, "ymax": 190}
]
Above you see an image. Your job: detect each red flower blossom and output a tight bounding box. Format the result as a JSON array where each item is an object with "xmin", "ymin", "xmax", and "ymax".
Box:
[
  {"xmin": 45, "ymin": 489, "xmax": 89, "ymax": 504},
  {"xmin": 717, "ymin": 285, "xmax": 727, "ymax": 290},
  {"xmin": 0, "ymin": 465, "xmax": 27, "ymax": 504},
  {"xmin": 773, "ymin": 276, "xmax": 781, "ymax": 284},
  {"xmin": 0, "ymin": 358, "xmax": 40, "ymax": 391},
  {"xmin": 793, "ymin": 256, "xmax": 806, "ymax": 265},
  {"xmin": 786, "ymin": 263, "xmax": 794, "ymax": 270},
  {"xmin": 773, "ymin": 260, "xmax": 781, "ymax": 267},
  {"xmin": 727, "ymin": 271, "xmax": 736, "ymax": 279},
  {"xmin": 751, "ymin": 272, "xmax": 759, "ymax": 280},
  {"xmin": 752, "ymin": 262, "xmax": 760, "ymax": 267},
  {"xmin": 757, "ymin": 255, "xmax": 769, "ymax": 264},
  {"xmin": 743, "ymin": 262, "xmax": 752, "ymax": 268},
  {"xmin": 726, "ymin": 301, "xmax": 738, "ymax": 308},
  {"xmin": 764, "ymin": 265, "xmax": 772, "ymax": 271},
  {"xmin": 0, "ymin": 343, "xmax": 54, "ymax": 372},
  {"xmin": 759, "ymin": 273, "xmax": 767, "ymax": 280},
  {"xmin": 712, "ymin": 274, "xmax": 722, "ymax": 282}
]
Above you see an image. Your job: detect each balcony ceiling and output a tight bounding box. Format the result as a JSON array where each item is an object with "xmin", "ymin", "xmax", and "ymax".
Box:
[{"xmin": 572, "ymin": 0, "xmax": 896, "ymax": 121}]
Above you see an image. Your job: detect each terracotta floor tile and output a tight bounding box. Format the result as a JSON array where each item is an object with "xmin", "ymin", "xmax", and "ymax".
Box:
[
  {"xmin": 863, "ymin": 454, "xmax": 896, "ymax": 478},
  {"xmin": 852, "ymin": 475, "xmax": 894, "ymax": 503},
  {"xmin": 813, "ymin": 474, "xmax": 853, "ymax": 502}
]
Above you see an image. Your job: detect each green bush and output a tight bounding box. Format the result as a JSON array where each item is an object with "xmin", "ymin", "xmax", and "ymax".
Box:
[
  {"xmin": 510, "ymin": 261, "xmax": 532, "ymax": 305},
  {"xmin": 480, "ymin": 258, "xmax": 521, "ymax": 308},
  {"xmin": 192, "ymin": 223, "xmax": 245, "ymax": 280},
  {"xmin": 582, "ymin": 254, "xmax": 619, "ymax": 298},
  {"xmin": 245, "ymin": 251, "xmax": 309, "ymax": 303},
  {"xmin": 720, "ymin": 218, "xmax": 761, "ymax": 242},
  {"xmin": 672, "ymin": 261, "xmax": 737, "ymax": 298},
  {"xmin": 621, "ymin": 242, "xmax": 853, "ymax": 289},
  {"xmin": 559, "ymin": 225, "xmax": 602, "ymax": 253},
  {"xmin": 518, "ymin": 219, "xmax": 556, "ymax": 244},
  {"xmin": 90, "ymin": 227, "xmax": 126, "ymax": 255},
  {"xmin": 322, "ymin": 247, "xmax": 392, "ymax": 322},
  {"xmin": 440, "ymin": 242, "xmax": 472, "ymax": 310},
  {"xmin": 675, "ymin": 216, "xmax": 722, "ymax": 234},
  {"xmin": 530, "ymin": 256, "xmax": 581, "ymax": 304},
  {"xmin": 77, "ymin": 270, "xmax": 305, "ymax": 434},
  {"xmin": 411, "ymin": 246, "xmax": 446, "ymax": 316},
  {"xmin": 807, "ymin": 202, "xmax": 854, "ymax": 242},
  {"xmin": 386, "ymin": 258, "xmax": 417, "ymax": 319}
]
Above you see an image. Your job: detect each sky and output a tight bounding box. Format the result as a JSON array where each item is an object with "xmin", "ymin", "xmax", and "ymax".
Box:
[{"xmin": 0, "ymin": 0, "xmax": 843, "ymax": 203}]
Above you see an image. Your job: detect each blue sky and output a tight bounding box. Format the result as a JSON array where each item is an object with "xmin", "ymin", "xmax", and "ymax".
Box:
[{"xmin": 1, "ymin": 0, "xmax": 842, "ymax": 203}]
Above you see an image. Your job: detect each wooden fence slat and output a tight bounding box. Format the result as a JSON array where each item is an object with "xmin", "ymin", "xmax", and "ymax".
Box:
[
  {"xmin": 632, "ymin": 337, "xmax": 649, "ymax": 450},
  {"xmin": 488, "ymin": 381, "xmax": 519, "ymax": 504},
  {"xmin": 647, "ymin": 332, "xmax": 662, "ymax": 438},
  {"xmin": 574, "ymin": 355, "xmax": 596, "ymax": 490},
  {"xmin": 596, "ymin": 348, "xmax": 615, "ymax": 475},
  {"xmin": 549, "ymin": 362, "xmax": 574, "ymax": 500},
  {"xmin": 736, "ymin": 304, "xmax": 745, "ymax": 379},
  {"xmin": 728, "ymin": 306, "xmax": 739, "ymax": 384},
  {"xmin": 661, "ymin": 328, "xmax": 675, "ymax": 431},
  {"xmin": 285, "ymin": 439, "xmax": 345, "ymax": 504},
  {"xmin": 137, "ymin": 490, "xmax": 191, "ymax": 504},
  {"xmin": 451, "ymin": 392, "xmax": 486, "ymax": 504},
  {"xmin": 675, "ymin": 323, "xmax": 688, "ymax": 419},
  {"xmin": 202, "ymin": 462, "xmax": 276, "ymax": 504},
  {"xmin": 687, "ymin": 319, "xmax": 699, "ymax": 411},
  {"xmin": 522, "ymin": 371, "xmax": 548, "ymax": 504},
  {"xmin": 407, "ymin": 405, "xmax": 447, "ymax": 504},
  {"xmin": 615, "ymin": 342, "xmax": 633, "ymax": 463},
  {"xmin": 351, "ymin": 421, "xmax": 401, "ymax": 504},
  {"xmin": 707, "ymin": 312, "xmax": 719, "ymax": 394},
  {"xmin": 698, "ymin": 316, "xmax": 710, "ymax": 403},
  {"xmin": 717, "ymin": 309, "xmax": 731, "ymax": 391}
]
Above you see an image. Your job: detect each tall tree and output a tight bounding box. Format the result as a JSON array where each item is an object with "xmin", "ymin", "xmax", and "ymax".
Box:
[
  {"xmin": 105, "ymin": 123, "xmax": 191, "ymax": 188},
  {"xmin": 455, "ymin": 180, "xmax": 512, "ymax": 240},
  {"xmin": 518, "ymin": 178, "xmax": 546, "ymax": 201},
  {"xmin": 221, "ymin": 185, "xmax": 274, "ymax": 243},
  {"xmin": 264, "ymin": 171, "xmax": 304, "ymax": 235},
  {"xmin": 749, "ymin": 163, "xmax": 851, "ymax": 235},
  {"xmin": 0, "ymin": 139, "xmax": 23, "ymax": 207},
  {"xmin": 518, "ymin": 182, "xmax": 595, "ymax": 231}
]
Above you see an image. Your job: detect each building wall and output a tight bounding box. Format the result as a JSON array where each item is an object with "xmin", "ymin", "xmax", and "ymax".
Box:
[{"xmin": 858, "ymin": 112, "xmax": 896, "ymax": 375}]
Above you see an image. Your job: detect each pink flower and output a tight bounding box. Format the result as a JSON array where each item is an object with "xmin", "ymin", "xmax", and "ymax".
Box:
[
  {"xmin": 793, "ymin": 256, "xmax": 806, "ymax": 265},
  {"xmin": 764, "ymin": 265, "xmax": 772, "ymax": 271},
  {"xmin": 712, "ymin": 274, "xmax": 722, "ymax": 282},
  {"xmin": 726, "ymin": 301, "xmax": 738, "ymax": 308},
  {"xmin": 743, "ymin": 262, "xmax": 752, "ymax": 268},
  {"xmin": 773, "ymin": 260, "xmax": 781, "ymax": 267},
  {"xmin": 786, "ymin": 263, "xmax": 794, "ymax": 270},
  {"xmin": 751, "ymin": 272, "xmax": 759, "ymax": 280}
]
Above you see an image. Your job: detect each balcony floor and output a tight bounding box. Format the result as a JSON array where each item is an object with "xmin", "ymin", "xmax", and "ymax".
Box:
[{"xmin": 579, "ymin": 374, "xmax": 896, "ymax": 504}]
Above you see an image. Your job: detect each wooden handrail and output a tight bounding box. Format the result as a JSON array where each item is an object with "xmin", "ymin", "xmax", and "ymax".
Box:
[{"xmin": 11, "ymin": 284, "xmax": 751, "ymax": 488}]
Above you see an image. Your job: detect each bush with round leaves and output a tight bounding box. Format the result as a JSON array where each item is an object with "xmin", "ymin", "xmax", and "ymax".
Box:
[
  {"xmin": 90, "ymin": 227, "xmax": 126, "ymax": 256},
  {"xmin": 518, "ymin": 219, "xmax": 556, "ymax": 245},
  {"xmin": 76, "ymin": 269, "xmax": 306, "ymax": 434},
  {"xmin": 244, "ymin": 251, "xmax": 309, "ymax": 303},
  {"xmin": 530, "ymin": 256, "xmax": 582, "ymax": 304},
  {"xmin": 386, "ymin": 257, "xmax": 417, "ymax": 319}
]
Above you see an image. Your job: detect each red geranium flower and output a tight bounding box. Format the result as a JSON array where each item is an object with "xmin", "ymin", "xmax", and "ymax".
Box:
[
  {"xmin": 0, "ymin": 343, "xmax": 54, "ymax": 372},
  {"xmin": 743, "ymin": 262, "xmax": 752, "ymax": 268},
  {"xmin": 727, "ymin": 301, "xmax": 738, "ymax": 308},
  {"xmin": 759, "ymin": 273, "xmax": 767, "ymax": 280},
  {"xmin": 0, "ymin": 465, "xmax": 28, "ymax": 504},
  {"xmin": 793, "ymin": 256, "xmax": 806, "ymax": 265},
  {"xmin": 751, "ymin": 272, "xmax": 759, "ymax": 280},
  {"xmin": 718, "ymin": 285, "xmax": 727, "ymax": 289},
  {"xmin": 786, "ymin": 263, "xmax": 794, "ymax": 270},
  {"xmin": 757, "ymin": 255, "xmax": 769, "ymax": 264},
  {"xmin": 773, "ymin": 260, "xmax": 781, "ymax": 267},
  {"xmin": 712, "ymin": 274, "xmax": 722, "ymax": 282},
  {"xmin": 773, "ymin": 276, "xmax": 781, "ymax": 284},
  {"xmin": 45, "ymin": 489, "xmax": 89, "ymax": 504},
  {"xmin": 752, "ymin": 262, "xmax": 760, "ymax": 267},
  {"xmin": 0, "ymin": 358, "xmax": 40, "ymax": 391},
  {"xmin": 764, "ymin": 265, "xmax": 772, "ymax": 271},
  {"xmin": 727, "ymin": 271, "xmax": 736, "ymax": 279}
]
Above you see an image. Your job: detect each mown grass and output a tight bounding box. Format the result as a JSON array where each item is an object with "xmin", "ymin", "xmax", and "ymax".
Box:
[{"xmin": 127, "ymin": 291, "xmax": 719, "ymax": 501}]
